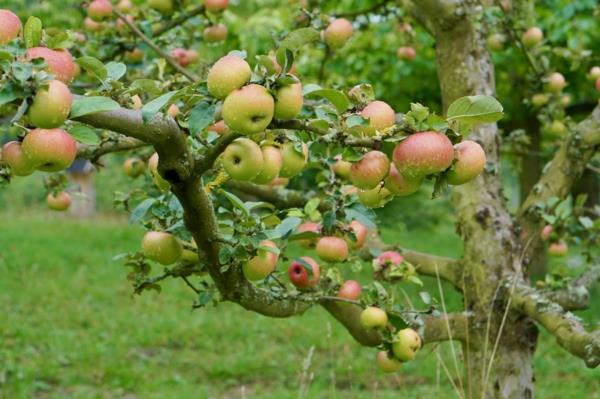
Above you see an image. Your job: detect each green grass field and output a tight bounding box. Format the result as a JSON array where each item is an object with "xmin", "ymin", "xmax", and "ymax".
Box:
[{"xmin": 0, "ymin": 211, "xmax": 598, "ymax": 399}]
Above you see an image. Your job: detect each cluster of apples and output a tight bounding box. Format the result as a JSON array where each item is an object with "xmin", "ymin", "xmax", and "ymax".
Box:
[{"xmin": 540, "ymin": 225, "xmax": 568, "ymax": 257}]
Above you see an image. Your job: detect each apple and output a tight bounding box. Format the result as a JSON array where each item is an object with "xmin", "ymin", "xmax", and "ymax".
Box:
[
  {"xmin": 316, "ymin": 236, "xmax": 348, "ymax": 262},
  {"xmin": 205, "ymin": 0, "xmax": 228, "ymax": 12},
  {"xmin": 446, "ymin": 140, "xmax": 486, "ymax": 185},
  {"xmin": 124, "ymin": 48, "xmax": 144, "ymax": 63},
  {"xmin": 21, "ymin": 128, "xmax": 76, "ymax": 172},
  {"xmin": 360, "ymin": 306, "xmax": 388, "ymax": 329},
  {"xmin": 243, "ymin": 240, "xmax": 279, "ymax": 281},
  {"xmin": 288, "ymin": 256, "xmax": 320, "ymax": 289},
  {"xmin": 392, "ymin": 328, "xmax": 422, "ymax": 361},
  {"xmin": 171, "ymin": 48, "xmax": 190, "ymax": 66},
  {"xmin": 540, "ymin": 225, "xmax": 553, "ymax": 241},
  {"xmin": 384, "ymin": 163, "xmax": 422, "ymax": 196},
  {"xmin": 222, "ymin": 84, "xmax": 274, "ymax": 135},
  {"xmin": 131, "ymin": 94, "xmax": 143, "ymax": 109},
  {"xmin": 253, "ymin": 145, "xmax": 282, "ymax": 184},
  {"xmin": 148, "ymin": 0, "xmax": 174, "ymax": 15},
  {"xmin": 47, "ymin": 191, "xmax": 71, "ymax": 211},
  {"xmin": 204, "ymin": 24, "xmax": 228, "ymax": 43},
  {"xmin": 595, "ymin": 78, "xmax": 600, "ymax": 92},
  {"xmin": 337, "ymin": 280, "xmax": 362, "ymax": 300},
  {"xmin": 88, "ymin": 0, "xmax": 113, "ymax": 21},
  {"xmin": 116, "ymin": 0, "xmax": 134, "ymax": 13},
  {"xmin": 548, "ymin": 241, "xmax": 568, "ymax": 257},
  {"xmin": 360, "ymin": 101, "xmax": 395, "ymax": 132},
  {"xmin": 207, "ymin": 54, "xmax": 252, "ymax": 99},
  {"xmin": 376, "ymin": 351, "xmax": 402, "ymax": 373},
  {"xmin": 393, "ymin": 131, "xmax": 454, "ymax": 180},
  {"xmin": 28, "ymin": 80, "xmax": 72, "ymax": 129},
  {"xmin": 141, "ymin": 231, "xmax": 183, "ymax": 265},
  {"xmin": 522, "ymin": 27, "xmax": 543, "ymax": 48},
  {"xmin": 222, "ymin": 138, "xmax": 264, "ymax": 181},
  {"xmin": 116, "ymin": 15, "xmax": 134, "ymax": 31},
  {"xmin": 280, "ymin": 141, "xmax": 308, "ymax": 178},
  {"xmin": 396, "ymin": 46, "xmax": 416, "ymax": 60},
  {"xmin": 588, "ymin": 66, "xmax": 600, "ymax": 81},
  {"xmin": 561, "ymin": 95, "xmax": 572, "ymax": 106},
  {"xmin": 349, "ymin": 151, "xmax": 390, "ymax": 189},
  {"xmin": 323, "ymin": 18, "xmax": 353, "ymax": 49},
  {"xmin": 346, "ymin": 220, "xmax": 367, "ymax": 249},
  {"xmin": 181, "ymin": 249, "xmax": 200, "ymax": 263},
  {"xmin": 373, "ymin": 251, "xmax": 403, "ymax": 272},
  {"xmin": 274, "ymin": 83, "xmax": 303, "ymax": 120},
  {"xmin": 148, "ymin": 152, "xmax": 171, "ymax": 191},
  {"xmin": 208, "ymin": 120, "xmax": 230, "ymax": 135},
  {"xmin": 167, "ymin": 104, "xmax": 180, "ymax": 118},
  {"xmin": 487, "ymin": 33, "xmax": 504, "ymax": 51},
  {"xmin": 546, "ymin": 72, "xmax": 566, "ymax": 93},
  {"xmin": 1, "ymin": 141, "xmax": 35, "ymax": 176},
  {"xmin": 268, "ymin": 177, "xmax": 289, "ymax": 187},
  {"xmin": 357, "ymin": 186, "xmax": 392, "ymax": 208},
  {"xmin": 0, "ymin": 9, "xmax": 21, "ymax": 44},
  {"xmin": 332, "ymin": 155, "xmax": 352, "ymax": 179},
  {"xmin": 531, "ymin": 93, "xmax": 548, "ymax": 107},
  {"xmin": 296, "ymin": 222, "xmax": 321, "ymax": 248},
  {"xmin": 84, "ymin": 17, "xmax": 104, "ymax": 32},
  {"xmin": 123, "ymin": 157, "xmax": 145, "ymax": 178},
  {"xmin": 271, "ymin": 56, "xmax": 298, "ymax": 76},
  {"xmin": 186, "ymin": 49, "xmax": 199, "ymax": 63},
  {"xmin": 546, "ymin": 120, "xmax": 566, "ymax": 137},
  {"xmin": 26, "ymin": 47, "xmax": 77, "ymax": 84}
]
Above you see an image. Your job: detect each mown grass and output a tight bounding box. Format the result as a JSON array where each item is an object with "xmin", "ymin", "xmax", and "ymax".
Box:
[{"xmin": 1, "ymin": 210, "xmax": 598, "ymax": 399}]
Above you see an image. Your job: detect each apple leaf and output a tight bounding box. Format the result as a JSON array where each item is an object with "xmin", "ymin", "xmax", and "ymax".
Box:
[
  {"xmin": 303, "ymin": 84, "xmax": 350, "ymax": 114},
  {"xmin": 70, "ymin": 96, "xmax": 120, "ymax": 118},
  {"xmin": 271, "ymin": 217, "xmax": 302, "ymax": 239},
  {"xmin": 288, "ymin": 231, "xmax": 320, "ymax": 242},
  {"xmin": 23, "ymin": 17, "xmax": 42, "ymax": 49},
  {"xmin": 276, "ymin": 28, "xmax": 320, "ymax": 66},
  {"xmin": 129, "ymin": 198, "xmax": 156, "ymax": 224},
  {"xmin": 68, "ymin": 124, "xmax": 100, "ymax": 145},
  {"xmin": 387, "ymin": 312, "xmax": 409, "ymax": 330},
  {"xmin": 446, "ymin": 95, "xmax": 504, "ymax": 125},
  {"xmin": 219, "ymin": 189, "xmax": 251, "ymax": 218},
  {"xmin": 141, "ymin": 91, "xmax": 177, "ymax": 123},
  {"xmin": 188, "ymin": 102, "xmax": 216, "ymax": 135},
  {"xmin": 105, "ymin": 62, "xmax": 127, "ymax": 81},
  {"xmin": 76, "ymin": 56, "xmax": 107, "ymax": 81}
]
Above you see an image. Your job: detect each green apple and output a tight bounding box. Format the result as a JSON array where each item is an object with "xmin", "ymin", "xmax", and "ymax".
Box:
[
  {"xmin": 222, "ymin": 138, "xmax": 264, "ymax": 181},
  {"xmin": 316, "ymin": 236, "xmax": 348, "ymax": 262},
  {"xmin": 123, "ymin": 157, "xmax": 145, "ymax": 178},
  {"xmin": 531, "ymin": 93, "xmax": 548, "ymax": 107},
  {"xmin": 148, "ymin": 0, "xmax": 174, "ymax": 15},
  {"xmin": 360, "ymin": 306, "xmax": 388, "ymax": 329},
  {"xmin": 243, "ymin": 240, "xmax": 279, "ymax": 281},
  {"xmin": 141, "ymin": 231, "xmax": 183, "ymax": 265},
  {"xmin": 1, "ymin": 141, "xmax": 35, "ymax": 176},
  {"xmin": 546, "ymin": 72, "xmax": 566, "ymax": 93},
  {"xmin": 360, "ymin": 101, "xmax": 395, "ymax": 132},
  {"xmin": 207, "ymin": 54, "xmax": 252, "ymax": 99},
  {"xmin": 522, "ymin": 26, "xmax": 543, "ymax": 48},
  {"xmin": 384, "ymin": 163, "xmax": 421, "ymax": 196},
  {"xmin": 279, "ymin": 141, "xmax": 308, "ymax": 178},
  {"xmin": 203, "ymin": 24, "xmax": 228, "ymax": 42},
  {"xmin": 376, "ymin": 351, "xmax": 402, "ymax": 372},
  {"xmin": 274, "ymin": 83, "xmax": 303, "ymax": 120},
  {"xmin": 349, "ymin": 150, "xmax": 390, "ymax": 189},
  {"xmin": 28, "ymin": 80, "xmax": 72, "ymax": 129},
  {"xmin": 487, "ymin": 33, "xmax": 504, "ymax": 51},
  {"xmin": 253, "ymin": 145, "xmax": 282, "ymax": 184},
  {"xmin": 148, "ymin": 152, "xmax": 171, "ymax": 191},
  {"xmin": 222, "ymin": 84, "xmax": 274, "ymax": 134},
  {"xmin": 392, "ymin": 328, "xmax": 422, "ymax": 361},
  {"xmin": 332, "ymin": 155, "xmax": 351, "ymax": 179},
  {"xmin": 357, "ymin": 186, "xmax": 393, "ymax": 208},
  {"xmin": 21, "ymin": 128, "xmax": 77, "ymax": 172}
]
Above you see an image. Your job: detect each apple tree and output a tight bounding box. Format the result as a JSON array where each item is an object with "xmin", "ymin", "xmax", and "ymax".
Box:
[{"xmin": 0, "ymin": 1, "xmax": 599, "ymax": 398}]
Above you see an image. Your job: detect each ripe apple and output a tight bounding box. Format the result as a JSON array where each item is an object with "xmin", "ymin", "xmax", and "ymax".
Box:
[
  {"xmin": 546, "ymin": 120, "xmax": 566, "ymax": 137},
  {"xmin": 360, "ymin": 306, "xmax": 388, "ymax": 329},
  {"xmin": 337, "ymin": 280, "xmax": 362, "ymax": 300},
  {"xmin": 243, "ymin": 239, "xmax": 279, "ymax": 281},
  {"xmin": 21, "ymin": 128, "xmax": 77, "ymax": 172},
  {"xmin": 148, "ymin": 152, "xmax": 171, "ymax": 191},
  {"xmin": 531, "ymin": 93, "xmax": 548, "ymax": 107},
  {"xmin": 595, "ymin": 78, "xmax": 600, "ymax": 92},
  {"xmin": 222, "ymin": 138, "xmax": 264, "ymax": 181},
  {"xmin": 393, "ymin": 131, "xmax": 454, "ymax": 180},
  {"xmin": 205, "ymin": 0, "xmax": 228, "ymax": 12},
  {"xmin": 0, "ymin": 9, "xmax": 21, "ymax": 44},
  {"xmin": 357, "ymin": 186, "xmax": 392, "ymax": 208},
  {"xmin": 376, "ymin": 351, "xmax": 402, "ymax": 373},
  {"xmin": 204, "ymin": 24, "xmax": 228, "ymax": 43},
  {"xmin": 171, "ymin": 48, "xmax": 190, "ymax": 66},
  {"xmin": 167, "ymin": 104, "xmax": 180, "ymax": 118},
  {"xmin": 123, "ymin": 157, "xmax": 145, "ymax": 178},
  {"xmin": 186, "ymin": 49, "xmax": 199, "ymax": 63},
  {"xmin": 141, "ymin": 231, "xmax": 183, "ymax": 265},
  {"xmin": 548, "ymin": 241, "xmax": 568, "ymax": 257},
  {"xmin": 346, "ymin": 220, "xmax": 367, "ymax": 249},
  {"xmin": 373, "ymin": 250, "xmax": 403, "ymax": 272},
  {"xmin": 316, "ymin": 236, "xmax": 349, "ymax": 262},
  {"xmin": 296, "ymin": 222, "xmax": 321, "ymax": 248},
  {"xmin": 149, "ymin": 0, "xmax": 174, "ymax": 14},
  {"xmin": 288, "ymin": 256, "xmax": 320, "ymax": 289},
  {"xmin": 1, "ymin": 141, "xmax": 35, "ymax": 176},
  {"xmin": 280, "ymin": 141, "xmax": 308, "ymax": 178},
  {"xmin": 26, "ymin": 47, "xmax": 77, "ymax": 84},
  {"xmin": 116, "ymin": 0, "xmax": 134, "ymax": 13},
  {"xmin": 88, "ymin": 0, "xmax": 113, "ymax": 21},
  {"xmin": 487, "ymin": 33, "xmax": 504, "ymax": 51},
  {"xmin": 349, "ymin": 151, "xmax": 390, "ymax": 189},
  {"xmin": 253, "ymin": 145, "xmax": 282, "ymax": 184},
  {"xmin": 47, "ymin": 191, "xmax": 71, "ymax": 211},
  {"xmin": 84, "ymin": 17, "xmax": 104, "ymax": 32},
  {"xmin": 396, "ymin": 46, "xmax": 416, "ymax": 60},
  {"xmin": 446, "ymin": 140, "xmax": 486, "ymax": 185},
  {"xmin": 392, "ymin": 328, "xmax": 422, "ymax": 361},
  {"xmin": 546, "ymin": 72, "xmax": 566, "ymax": 93},
  {"xmin": 222, "ymin": 84, "xmax": 275, "ymax": 135},
  {"xmin": 28, "ymin": 80, "xmax": 72, "ymax": 129},
  {"xmin": 124, "ymin": 48, "xmax": 144, "ymax": 63},
  {"xmin": 332, "ymin": 155, "xmax": 352, "ymax": 179},
  {"xmin": 323, "ymin": 18, "xmax": 353, "ymax": 49},
  {"xmin": 588, "ymin": 66, "xmax": 600, "ymax": 81},
  {"xmin": 522, "ymin": 26, "xmax": 543, "ymax": 48},
  {"xmin": 360, "ymin": 101, "xmax": 395, "ymax": 132},
  {"xmin": 274, "ymin": 83, "xmax": 303, "ymax": 120},
  {"xmin": 384, "ymin": 163, "xmax": 421, "ymax": 196},
  {"xmin": 540, "ymin": 225, "xmax": 553, "ymax": 241},
  {"xmin": 207, "ymin": 54, "xmax": 252, "ymax": 99},
  {"xmin": 208, "ymin": 120, "xmax": 230, "ymax": 135}
]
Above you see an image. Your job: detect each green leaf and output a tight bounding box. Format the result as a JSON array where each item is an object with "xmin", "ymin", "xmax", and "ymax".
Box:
[
  {"xmin": 141, "ymin": 91, "xmax": 177, "ymax": 123},
  {"xmin": 446, "ymin": 95, "xmax": 504, "ymax": 125},
  {"xmin": 272, "ymin": 217, "xmax": 302, "ymax": 239},
  {"xmin": 0, "ymin": 84, "xmax": 19, "ymax": 107},
  {"xmin": 69, "ymin": 124, "xmax": 100, "ymax": 145},
  {"xmin": 76, "ymin": 56, "xmax": 107, "ymax": 80},
  {"xmin": 276, "ymin": 28, "xmax": 320, "ymax": 66},
  {"xmin": 45, "ymin": 31, "xmax": 72, "ymax": 49},
  {"xmin": 106, "ymin": 62, "xmax": 127, "ymax": 81},
  {"xmin": 303, "ymin": 84, "xmax": 350, "ymax": 113},
  {"xmin": 70, "ymin": 96, "xmax": 120, "ymax": 118},
  {"xmin": 189, "ymin": 102, "xmax": 216, "ymax": 135},
  {"xmin": 219, "ymin": 190, "xmax": 250, "ymax": 218},
  {"xmin": 388, "ymin": 312, "xmax": 409, "ymax": 330},
  {"xmin": 23, "ymin": 17, "xmax": 42, "ymax": 49},
  {"xmin": 129, "ymin": 198, "xmax": 156, "ymax": 224}
]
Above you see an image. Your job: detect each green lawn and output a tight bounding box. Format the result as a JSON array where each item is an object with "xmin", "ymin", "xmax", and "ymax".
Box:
[{"xmin": 0, "ymin": 211, "xmax": 598, "ymax": 399}]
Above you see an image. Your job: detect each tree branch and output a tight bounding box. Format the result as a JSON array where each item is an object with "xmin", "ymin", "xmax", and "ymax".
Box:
[
  {"xmin": 152, "ymin": 5, "xmax": 206, "ymax": 37},
  {"xmin": 77, "ymin": 137, "xmax": 147, "ymax": 160},
  {"xmin": 547, "ymin": 265, "xmax": 600, "ymax": 311},
  {"xmin": 512, "ymin": 285, "xmax": 600, "ymax": 368}
]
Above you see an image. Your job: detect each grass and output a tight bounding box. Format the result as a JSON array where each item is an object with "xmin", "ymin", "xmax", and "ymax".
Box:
[{"xmin": 1, "ymin": 210, "xmax": 598, "ymax": 398}]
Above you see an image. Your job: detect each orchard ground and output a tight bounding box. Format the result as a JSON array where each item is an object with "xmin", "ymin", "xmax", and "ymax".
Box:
[{"xmin": 0, "ymin": 170, "xmax": 598, "ymax": 398}]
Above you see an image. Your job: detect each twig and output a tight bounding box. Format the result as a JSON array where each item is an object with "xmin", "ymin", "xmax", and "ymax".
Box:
[
  {"xmin": 335, "ymin": 0, "xmax": 393, "ymax": 18},
  {"xmin": 181, "ymin": 275, "xmax": 200, "ymax": 294},
  {"xmin": 153, "ymin": 5, "xmax": 206, "ymax": 36}
]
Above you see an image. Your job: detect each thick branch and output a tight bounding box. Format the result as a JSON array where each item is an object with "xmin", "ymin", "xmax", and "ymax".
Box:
[
  {"xmin": 547, "ymin": 265, "xmax": 600, "ymax": 311},
  {"xmin": 194, "ymin": 132, "xmax": 242, "ymax": 175},
  {"xmin": 512, "ymin": 285, "xmax": 600, "ymax": 368},
  {"xmin": 77, "ymin": 137, "xmax": 147, "ymax": 160}
]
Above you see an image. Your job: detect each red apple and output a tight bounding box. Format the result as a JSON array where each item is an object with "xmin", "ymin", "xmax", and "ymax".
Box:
[
  {"xmin": 373, "ymin": 251, "xmax": 403, "ymax": 272},
  {"xmin": 349, "ymin": 150, "xmax": 390, "ymax": 189},
  {"xmin": 384, "ymin": 163, "xmax": 421, "ymax": 196},
  {"xmin": 288, "ymin": 256, "xmax": 320, "ymax": 289},
  {"xmin": 21, "ymin": 128, "xmax": 77, "ymax": 172},
  {"xmin": 123, "ymin": 157, "xmax": 145, "ymax": 178},
  {"xmin": 337, "ymin": 280, "xmax": 362, "ymax": 300},
  {"xmin": 88, "ymin": 0, "xmax": 113, "ymax": 21},
  {"xmin": 346, "ymin": 220, "xmax": 367, "ymax": 249},
  {"xmin": 316, "ymin": 236, "xmax": 349, "ymax": 262},
  {"xmin": 540, "ymin": 225, "xmax": 553, "ymax": 241},
  {"xmin": 396, "ymin": 46, "xmax": 416, "ymax": 60},
  {"xmin": 0, "ymin": 9, "xmax": 22, "ymax": 44},
  {"xmin": 208, "ymin": 120, "xmax": 230, "ymax": 135},
  {"xmin": 205, "ymin": 0, "xmax": 228, "ymax": 12},
  {"xmin": 26, "ymin": 47, "xmax": 77, "ymax": 84},
  {"xmin": 28, "ymin": 80, "xmax": 73, "ymax": 129},
  {"xmin": 446, "ymin": 140, "xmax": 486, "ymax": 185},
  {"xmin": 171, "ymin": 48, "xmax": 190, "ymax": 66},
  {"xmin": 204, "ymin": 24, "xmax": 228, "ymax": 43},
  {"xmin": 323, "ymin": 18, "xmax": 353, "ymax": 49},
  {"xmin": 548, "ymin": 241, "xmax": 568, "ymax": 257},
  {"xmin": 47, "ymin": 191, "xmax": 71, "ymax": 211},
  {"xmin": 360, "ymin": 100, "xmax": 395, "ymax": 131},
  {"xmin": 124, "ymin": 48, "xmax": 144, "ymax": 63},
  {"xmin": 376, "ymin": 351, "xmax": 402, "ymax": 372},
  {"xmin": 296, "ymin": 222, "xmax": 321, "ymax": 248},
  {"xmin": 393, "ymin": 131, "xmax": 454, "ymax": 180}
]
